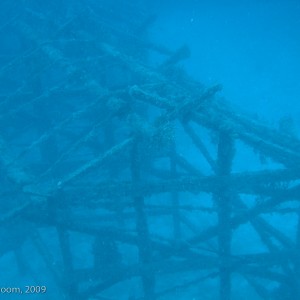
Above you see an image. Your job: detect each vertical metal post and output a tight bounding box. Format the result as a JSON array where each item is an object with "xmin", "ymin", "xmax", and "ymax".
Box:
[
  {"xmin": 47, "ymin": 190, "xmax": 77, "ymax": 299},
  {"xmin": 294, "ymin": 208, "xmax": 300, "ymax": 297},
  {"xmin": 131, "ymin": 140, "xmax": 155, "ymax": 300},
  {"xmin": 170, "ymin": 146, "xmax": 181, "ymax": 241},
  {"xmin": 215, "ymin": 132, "xmax": 234, "ymax": 300}
]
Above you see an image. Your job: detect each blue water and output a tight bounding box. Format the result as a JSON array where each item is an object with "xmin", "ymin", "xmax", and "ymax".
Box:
[{"xmin": 150, "ymin": 0, "xmax": 300, "ymax": 125}]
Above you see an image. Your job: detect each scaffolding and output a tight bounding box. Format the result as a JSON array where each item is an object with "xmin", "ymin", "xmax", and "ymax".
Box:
[{"xmin": 0, "ymin": 1, "xmax": 300, "ymax": 299}]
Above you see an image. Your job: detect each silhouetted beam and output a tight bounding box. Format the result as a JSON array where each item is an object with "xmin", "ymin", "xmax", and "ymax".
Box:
[
  {"xmin": 51, "ymin": 191, "xmax": 78, "ymax": 298},
  {"xmin": 237, "ymin": 266, "xmax": 288, "ymax": 284},
  {"xmin": 233, "ymin": 197, "xmax": 294, "ymax": 250},
  {"xmin": 182, "ymin": 121, "xmax": 217, "ymax": 172},
  {"xmin": 233, "ymin": 251, "xmax": 294, "ymax": 267},
  {"xmin": 148, "ymin": 272, "xmax": 219, "ymax": 300},
  {"xmin": 252, "ymin": 216, "xmax": 293, "ymax": 248},
  {"xmin": 243, "ymin": 275, "xmax": 271, "ymax": 300},
  {"xmin": 295, "ymin": 208, "xmax": 300, "ymax": 297},
  {"xmin": 30, "ymin": 231, "xmax": 64, "ymax": 294},
  {"xmin": 174, "ymin": 153, "xmax": 204, "ymax": 176},
  {"xmin": 77, "ymin": 256, "xmax": 219, "ymax": 299}
]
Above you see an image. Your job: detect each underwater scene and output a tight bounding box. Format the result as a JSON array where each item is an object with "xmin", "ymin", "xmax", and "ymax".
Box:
[{"xmin": 0, "ymin": 0, "xmax": 300, "ymax": 299}]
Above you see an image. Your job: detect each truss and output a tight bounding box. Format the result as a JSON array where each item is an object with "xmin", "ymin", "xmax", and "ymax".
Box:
[{"xmin": 0, "ymin": 1, "xmax": 299, "ymax": 299}]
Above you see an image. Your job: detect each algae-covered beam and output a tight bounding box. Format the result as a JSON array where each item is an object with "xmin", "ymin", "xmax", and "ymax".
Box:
[
  {"xmin": 92, "ymin": 167, "xmax": 300, "ymax": 200},
  {"xmin": 130, "ymin": 84, "xmax": 300, "ymax": 167},
  {"xmin": 215, "ymin": 103, "xmax": 300, "ymax": 156},
  {"xmin": 58, "ymin": 137, "xmax": 133, "ymax": 187},
  {"xmin": 191, "ymin": 110, "xmax": 300, "ymax": 167}
]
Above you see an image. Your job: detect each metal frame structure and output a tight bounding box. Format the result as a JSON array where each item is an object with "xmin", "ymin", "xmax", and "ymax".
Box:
[{"xmin": 0, "ymin": 1, "xmax": 300, "ymax": 299}]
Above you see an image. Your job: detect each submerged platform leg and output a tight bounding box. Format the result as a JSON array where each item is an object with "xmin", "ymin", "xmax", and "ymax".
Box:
[{"xmin": 215, "ymin": 133, "xmax": 234, "ymax": 300}]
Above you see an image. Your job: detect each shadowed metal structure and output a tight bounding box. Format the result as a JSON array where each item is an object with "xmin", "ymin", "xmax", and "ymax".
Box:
[{"xmin": 0, "ymin": 1, "xmax": 299, "ymax": 299}]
